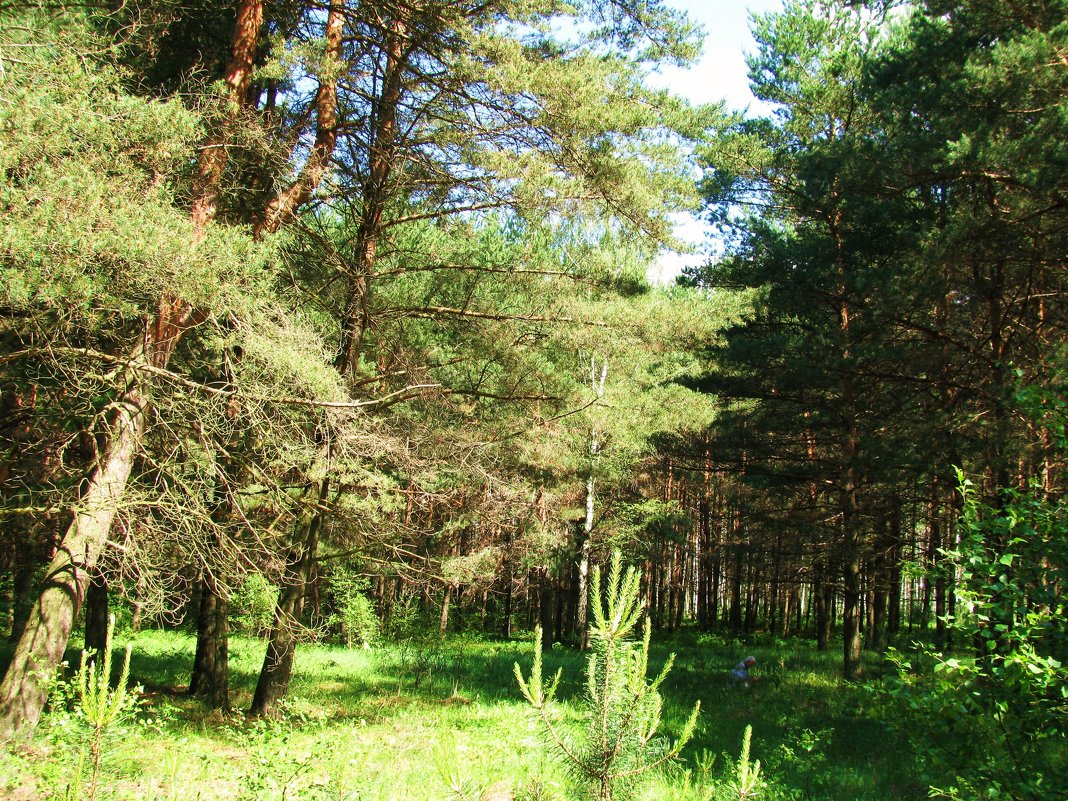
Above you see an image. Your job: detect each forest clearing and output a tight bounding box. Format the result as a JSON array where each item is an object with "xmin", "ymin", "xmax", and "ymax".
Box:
[
  {"xmin": 0, "ymin": 0, "xmax": 1064, "ymax": 799},
  {"xmin": 0, "ymin": 626, "xmax": 920, "ymax": 801}
]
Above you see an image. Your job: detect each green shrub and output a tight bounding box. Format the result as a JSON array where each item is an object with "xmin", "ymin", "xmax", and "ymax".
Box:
[
  {"xmin": 39, "ymin": 616, "xmax": 140, "ymax": 801},
  {"xmin": 883, "ymin": 472, "xmax": 1067, "ymax": 801},
  {"xmin": 328, "ymin": 580, "xmax": 380, "ymax": 648},
  {"xmin": 230, "ymin": 574, "xmax": 277, "ymax": 637}
]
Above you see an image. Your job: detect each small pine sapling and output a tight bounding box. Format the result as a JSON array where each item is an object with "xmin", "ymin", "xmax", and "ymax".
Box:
[
  {"xmin": 515, "ymin": 551, "xmax": 700, "ymax": 801},
  {"xmin": 77, "ymin": 615, "xmax": 136, "ymax": 801},
  {"xmin": 728, "ymin": 725, "xmax": 763, "ymax": 801}
]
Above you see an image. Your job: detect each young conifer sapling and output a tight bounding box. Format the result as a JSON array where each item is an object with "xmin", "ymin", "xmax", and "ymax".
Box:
[{"xmin": 515, "ymin": 551, "xmax": 700, "ymax": 801}]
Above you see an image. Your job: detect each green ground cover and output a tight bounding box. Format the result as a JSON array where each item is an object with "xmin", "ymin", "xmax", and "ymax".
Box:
[{"xmin": 0, "ymin": 630, "xmax": 925, "ymax": 801}]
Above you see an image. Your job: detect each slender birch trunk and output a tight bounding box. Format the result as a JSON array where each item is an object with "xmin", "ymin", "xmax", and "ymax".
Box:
[{"xmin": 575, "ymin": 356, "xmax": 607, "ymax": 650}]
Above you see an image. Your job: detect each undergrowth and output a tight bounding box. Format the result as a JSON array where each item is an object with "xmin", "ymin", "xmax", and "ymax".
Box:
[{"xmin": 0, "ymin": 627, "xmax": 923, "ymax": 801}]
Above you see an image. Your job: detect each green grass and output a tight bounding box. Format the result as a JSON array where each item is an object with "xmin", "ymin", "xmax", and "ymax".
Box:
[{"xmin": 0, "ymin": 629, "xmax": 926, "ymax": 801}]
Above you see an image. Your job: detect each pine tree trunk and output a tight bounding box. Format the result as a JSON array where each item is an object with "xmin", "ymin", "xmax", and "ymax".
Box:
[
  {"xmin": 576, "ymin": 481, "xmax": 593, "ymax": 650},
  {"xmin": 666, "ymin": 549, "xmax": 677, "ymax": 632},
  {"xmin": 795, "ymin": 585, "xmax": 804, "ymax": 635},
  {"xmin": 248, "ymin": 570, "xmax": 304, "ymax": 717},
  {"xmin": 729, "ymin": 546, "xmax": 743, "ymax": 634},
  {"xmin": 769, "ymin": 539, "xmax": 782, "ymax": 635},
  {"xmin": 8, "ymin": 549, "xmax": 37, "ymax": 644},
  {"xmin": 83, "ymin": 573, "xmax": 110, "ymax": 659},
  {"xmin": 781, "ymin": 584, "xmax": 792, "ymax": 637},
  {"xmin": 710, "ymin": 532, "xmax": 722, "ymax": 630},
  {"xmin": 842, "ymin": 554, "xmax": 863, "ymax": 678},
  {"xmin": 189, "ymin": 573, "xmax": 230, "ymax": 709},
  {"xmin": 575, "ymin": 358, "xmax": 606, "ymax": 650},
  {"xmin": 697, "ymin": 498, "xmax": 710, "ymax": 629},
  {"xmin": 815, "ymin": 574, "xmax": 832, "ymax": 651},
  {"xmin": 868, "ymin": 518, "xmax": 890, "ymax": 652},
  {"xmin": 0, "ymin": 393, "xmax": 144, "ymax": 741},
  {"xmin": 439, "ymin": 587, "xmax": 451, "ymax": 637},
  {"xmin": 249, "ymin": 480, "xmax": 327, "ymax": 718},
  {"xmin": 537, "ymin": 568, "xmax": 554, "ymax": 651},
  {"xmin": 932, "ymin": 501, "xmax": 947, "ymax": 649},
  {"xmin": 336, "ymin": 13, "xmax": 405, "ymax": 375},
  {"xmin": 502, "ymin": 544, "xmax": 513, "ymax": 639}
]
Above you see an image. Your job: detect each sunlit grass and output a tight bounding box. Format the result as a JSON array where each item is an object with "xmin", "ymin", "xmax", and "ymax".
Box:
[{"xmin": 0, "ymin": 628, "xmax": 925, "ymax": 801}]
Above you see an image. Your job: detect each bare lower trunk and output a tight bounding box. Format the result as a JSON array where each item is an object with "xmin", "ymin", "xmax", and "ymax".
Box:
[
  {"xmin": 501, "ymin": 540, "xmax": 513, "ymax": 639},
  {"xmin": 729, "ymin": 545, "xmax": 744, "ymax": 634},
  {"xmin": 248, "ymin": 551, "xmax": 310, "ymax": 717},
  {"xmin": 83, "ymin": 573, "xmax": 110, "ymax": 659},
  {"xmin": 439, "ymin": 587, "xmax": 451, "ymax": 637},
  {"xmin": 537, "ymin": 568, "xmax": 554, "ymax": 651},
  {"xmin": 575, "ymin": 358, "xmax": 606, "ymax": 650},
  {"xmin": 0, "ymin": 395, "xmax": 144, "ymax": 741},
  {"xmin": 576, "ymin": 518, "xmax": 592, "ymax": 650},
  {"xmin": 189, "ymin": 573, "xmax": 230, "ymax": 709},
  {"xmin": 870, "ymin": 576, "xmax": 887, "ymax": 652},
  {"xmin": 815, "ymin": 575, "xmax": 832, "ymax": 651},
  {"xmin": 248, "ymin": 480, "xmax": 327, "ymax": 718},
  {"xmin": 842, "ymin": 555, "xmax": 863, "ymax": 678}
]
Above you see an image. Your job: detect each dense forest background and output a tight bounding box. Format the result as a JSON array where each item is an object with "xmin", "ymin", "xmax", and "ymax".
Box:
[{"xmin": 0, "ymin": 1, "xmax": 1064, "ymax": 799}]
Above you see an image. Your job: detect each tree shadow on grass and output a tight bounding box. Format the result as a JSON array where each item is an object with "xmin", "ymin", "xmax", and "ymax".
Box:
[{"xmin": 3, "ymin": 628, "xmax": 924, "ymax": 800}]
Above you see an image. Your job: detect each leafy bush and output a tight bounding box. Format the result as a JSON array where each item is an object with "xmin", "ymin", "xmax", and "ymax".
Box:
[
  {"xmin": 230, "ymin": 574, "xmax": 277, "ymax": 637},
  {"xmin": 884, "ymin": 472, "xmax": 1067, "ymax": 801},
  {"xmin": 326, "ymin": 577, "xmax": 380, "ymax": 648}
]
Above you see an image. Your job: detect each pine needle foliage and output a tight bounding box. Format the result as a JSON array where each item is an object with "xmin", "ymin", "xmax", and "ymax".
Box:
[
  {"xmin": 729, "ymin": 725, "xmax": 763, "ymax": 801},
  {"xmin": 77, "ymin": 615, "xmax": 136, "ymax": 801},
  {"xmin": 515, "ymin": 551, "xmax": 700, "ymax": 801}
]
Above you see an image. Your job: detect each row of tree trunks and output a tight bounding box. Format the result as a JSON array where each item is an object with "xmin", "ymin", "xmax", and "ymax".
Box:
[{"xmin": 371, "ymin": 540, "xmax": 923, "ymax": 650}]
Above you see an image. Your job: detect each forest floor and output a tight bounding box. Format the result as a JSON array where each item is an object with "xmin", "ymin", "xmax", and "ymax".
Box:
[{"xmin": 0, "ymin": 629, "xmax": 928, "ymax": 801}]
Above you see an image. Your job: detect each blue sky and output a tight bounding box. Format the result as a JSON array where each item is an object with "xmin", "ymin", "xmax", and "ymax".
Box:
[
  {"xmin": 648, "ymin": 0, "xmax": 785, "ymax": 283},
  {"xmin": 651, "ymin": 0, "xmax": 784, "ymax": 112}
]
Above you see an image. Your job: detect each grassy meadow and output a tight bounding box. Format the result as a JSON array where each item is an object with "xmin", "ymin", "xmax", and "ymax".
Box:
[{"xmin": 0, "ymin": 629, "xmax": 926, "ymax": 801}]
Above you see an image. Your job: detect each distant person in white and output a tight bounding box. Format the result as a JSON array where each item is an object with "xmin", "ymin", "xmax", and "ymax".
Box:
[{"xmin": 731, "ymin": 655, "xmax": 757, "ymax": 686}]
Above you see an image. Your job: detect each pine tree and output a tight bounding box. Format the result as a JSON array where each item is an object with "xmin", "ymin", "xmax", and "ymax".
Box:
[{"xmin": 515, "ymin": 551, "xmax": 699, "ymax": 801}]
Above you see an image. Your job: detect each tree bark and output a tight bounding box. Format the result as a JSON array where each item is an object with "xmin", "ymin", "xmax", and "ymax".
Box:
[
  {"xmin": 257, "ymin": 0, "xmax": 344, "ymax": 236},
  {"xmin": 439, "ymin": 586, "xmax": 451, "ymax": 637},
  {"xmin": 83, "ymin": 572, "xmax": 110, "ymax": 660},
  {"xmin": 815, "ymin": 571, "xmax": 832, "ymax": 651},
  {"xmin": 0, "ymin": 393, "xmax": 144, "ymax": 740},
  {"xmin": 537, "ymin": 567, "xmax": 554, "ymax": 651},
  {"xmin": 729, "ymin": 544, "xmax": 743, "ymax": 635},
  {"xmin": 190, "ymin": 0, "xmax": 265, "ymax": 230},
  {"xmin": 336, "ymin": 11, "xmax": 407, "ymax": 375},
  {"xmin": 248, "ymin": 479, "xmax": 328, "ymax": 718},
  {"xmin": 501, "ymin": 534, "xmax": 513, "ymax": 639},
  {"xmin": 697, "ymin": 496, "xmax": 710, "ymax": 629},
  {"xmin": 575, "ymin": 521, "xmax": 592, "ymax": 649},
  {"xmin": 575, "ymin": 356, "xmax": 607, "ymax": 650},
  {"xmin": 188, "ymin": 571, "xmax": 230, "ymax": 709},
  {"xmin": 842, "ymin": 551, "xmax": 863, "ymax": 677}
]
